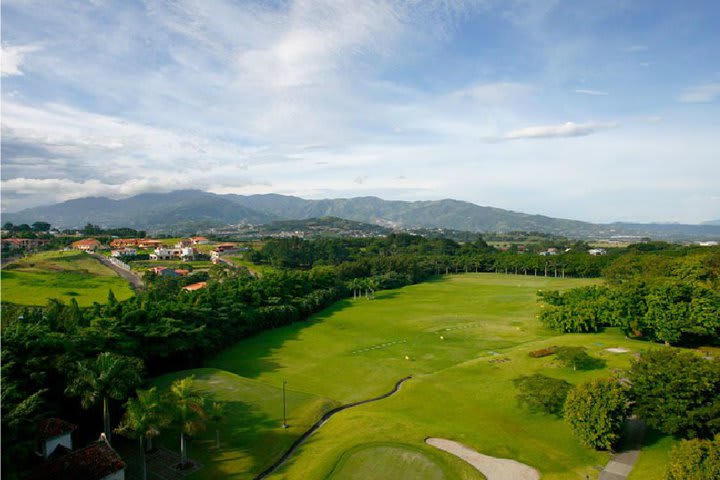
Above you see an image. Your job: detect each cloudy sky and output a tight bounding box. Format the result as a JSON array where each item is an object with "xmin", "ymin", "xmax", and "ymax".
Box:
[{"xmin": 2, "ymin": 0, "xmax": 719, "ymax": 223}]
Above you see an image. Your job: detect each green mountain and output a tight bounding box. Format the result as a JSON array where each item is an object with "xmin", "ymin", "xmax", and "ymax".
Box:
[{"xmin": 5, "ymin": 190, "xmax": 720, "ymax": 240}]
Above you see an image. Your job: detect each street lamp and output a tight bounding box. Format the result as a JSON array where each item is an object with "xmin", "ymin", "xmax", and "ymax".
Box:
[{"xmin": 282, "ymin": 380, "xmax": 288, "ymax": 429}]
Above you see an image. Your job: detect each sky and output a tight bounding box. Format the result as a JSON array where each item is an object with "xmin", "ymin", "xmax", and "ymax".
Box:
[{"xmin": 1, "ymin": 0, "xmax": 719, "ymax": 223}]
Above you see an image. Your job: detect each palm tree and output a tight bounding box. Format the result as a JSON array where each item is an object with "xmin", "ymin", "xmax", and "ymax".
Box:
[
  {"xmin": 169, "ymin": 377, "xmax": 206, "ymax": 467},
  {"xmin": 115, "ymin": 387, "xmax": 169, "ymax": 480},
  {"xmin": 208, "ymin": 402, "xmax": 226, "ymax": 449},
  {"xmin": 66, "ymin": 352, "xmax": 144, "ymax": 444}
]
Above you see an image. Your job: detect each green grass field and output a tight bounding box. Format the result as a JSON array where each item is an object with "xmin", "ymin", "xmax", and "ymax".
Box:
[
  {"xmin": 1, "ymin": 250, "xmax": 135, "ymax": 306},
  {"xmin": 150, "ymin": 274, "xmax": 674, "ymax": 479},
  {"xmin": 128, "ymin": 260, "xmax": 214, "ymax": 271}
]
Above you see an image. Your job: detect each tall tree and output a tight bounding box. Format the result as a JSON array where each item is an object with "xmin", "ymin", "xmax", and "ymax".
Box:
[
  {"xmin": 628, "ymin": 349, "xmax": 720, "ymax": 438},
  {"xmin": 169, "ymin": 377, "xmax": 206, "ymax": 467},
  {"xmin": 116, "ymin": 388, "xmax": 170, "ymax": 480},
  {"xmin": 65, "ymin": 352, "xmax": 144, "ymax": 444},
  {"xmin": 564, "ymin": 378, "xmax": 629, "ymax": 450}
]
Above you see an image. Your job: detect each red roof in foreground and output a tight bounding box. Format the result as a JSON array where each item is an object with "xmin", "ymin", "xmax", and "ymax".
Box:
[
  {"xmin": 183, "ymin": 281, "xmax": 208, "ymax": 291},
  {"xmin": 38, "ymin": 418, "xmax": 78, "ymax": 440},
  {"xmin": 29, "ymin": 440, "xmax": 125, "ymax": 480}
]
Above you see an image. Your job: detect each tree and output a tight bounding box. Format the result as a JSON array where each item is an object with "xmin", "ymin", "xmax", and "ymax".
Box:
[
  {"xmin": 208, "ymin": 402, "xmax": 226, "ymax": 449},
  {"xmin": 31, "ymin": 221, "xmax": 51, "ymax": 232},
  {"xmin": 628, "ymin": 349, "xmax": 720, "ymax": 438},
  {"xmin": 555, "ymin": 346, "xmax": 600, "ymax": 371},
  {"xmin": 169, "ymin": 377, "xmax": 206, "ymax": 467},
  {"xmin": 513, "ymin": 374, "xmax": 572, "ymax": 415},
  {"xmin": 116, "ymin": 388, "xmax": 170, "ymax": 480},
  {"xmin": 65, "ymin": 352, "xmax": 144, "ymax": 444},
  {"xmin": 564, "ymin": 378, "xmax": 629, "ymax": 450},
  {"xmin": 665, "ymin": 435, "xmax": 720, "ymax": 480}
]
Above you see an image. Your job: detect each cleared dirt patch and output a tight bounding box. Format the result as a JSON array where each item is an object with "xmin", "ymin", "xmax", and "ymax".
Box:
[{"xmin": 426, "ymin": 438, "xmax": 540, "ymax": 480}]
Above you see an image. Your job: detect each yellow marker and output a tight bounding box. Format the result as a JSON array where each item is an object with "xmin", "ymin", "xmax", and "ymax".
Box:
[
  {"xmin": 405, "ymin": 355, "xmax": 410, "ymax": 360},
  {"xmin": 440, "ymin": 336, "xmax": 444, "ymax": 340}
]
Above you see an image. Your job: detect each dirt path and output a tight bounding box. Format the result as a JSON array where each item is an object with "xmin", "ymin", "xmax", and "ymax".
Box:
[
  {"xmin": 254, "ymin": 376, "xmax": 412, "ymax": 480},
  {"xmin": 426, "ymin": 438, "xmax": 540, "ymax": 480}
]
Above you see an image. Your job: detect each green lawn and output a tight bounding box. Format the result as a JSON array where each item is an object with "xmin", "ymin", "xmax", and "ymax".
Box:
[
  {"xmin": 0, "ymin": 250, "xmax": 134, "ymax": 306},
  {"xmin": 128, "ymin": 260, "xmax": 214, "ymax": 271},
  {"xmin": 148, "ymin": 274, "xmax": 665, "ymax": 479}
]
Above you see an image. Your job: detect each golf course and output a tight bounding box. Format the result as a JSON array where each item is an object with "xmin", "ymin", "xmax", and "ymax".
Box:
[
  {"xmin": 153, "ymin": 273, "xmax": 672, "ymax": 479},
  {"xmin": 0, "ymin": 250, "xmax": 135, "ymax": 306}
]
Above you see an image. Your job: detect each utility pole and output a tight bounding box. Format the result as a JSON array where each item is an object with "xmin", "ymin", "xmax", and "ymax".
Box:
[{"xmin": 282, "ymin": 380, "xmax": 288, "ymax": 429}]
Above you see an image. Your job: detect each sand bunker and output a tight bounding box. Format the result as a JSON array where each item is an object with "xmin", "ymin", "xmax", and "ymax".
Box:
[
  {"xmin": 426, "ymin": 438, "xmax": 540, "ymax": 480},
  {"xmin": 606, "ymin": 347, "xmax": 630, "ymax": 353}
]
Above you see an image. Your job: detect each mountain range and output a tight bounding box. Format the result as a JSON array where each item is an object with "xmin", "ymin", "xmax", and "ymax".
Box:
[{"xmin": 4, "ymin": 190, "xmax": 720, "ymax": 240}]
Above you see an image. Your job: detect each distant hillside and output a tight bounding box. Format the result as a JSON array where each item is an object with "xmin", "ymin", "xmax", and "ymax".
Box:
[
  {"xmin": 5, "ymin": 190, "xmax": 720, "ymax": 240},
  {"xmin": 4, "ymin": 190, "xmax": 274, "ymax": 231}
]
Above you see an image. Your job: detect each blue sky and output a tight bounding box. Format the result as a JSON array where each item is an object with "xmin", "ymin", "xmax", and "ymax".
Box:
[{"xmin": 2, "ymin": 0, "xmax": 719, "ymax": 223}]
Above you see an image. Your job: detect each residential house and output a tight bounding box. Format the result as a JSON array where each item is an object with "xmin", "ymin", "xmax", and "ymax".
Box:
[
  {"xmin": 71, "ymin": 238, "xmax": 102, "ymax": 251},
  {"xmin": 148, "ymin": 267, "xmax": 189, "ymax": 277},
  {"xmin": 539, "ymin": 248, "xmax": 558, "ymax": 256},
  {"xmin": 37, "ymin": 418, "xmax": 77, "ymax": 459},
  {"xmin": 189, "ymin": 236, "xmax": 211, "ymax": 245},
  {"xmin": 150, "ymin": 247, "xmax": 196, "ymax": 261},
  {"xmin": 1, "ymin": 238, "xmax": 51, "ymax": 249},
  {"xmin": 30, "ymin": 435, "xmax": 125, "ymax": 480},
  {"xmin": 137, "ymin": 239, "xmax": 163, "ymax": 249},
  {"xmin": 182, "ymin": 281, "xmax": 208, "ymax": 292},
  {"xmin": 109, "ymin": 238, "xmax": 140, "ymax": 248},
  {"xmin": 588, "ymin": 248, "xmax": 607, "ymax": 256}
]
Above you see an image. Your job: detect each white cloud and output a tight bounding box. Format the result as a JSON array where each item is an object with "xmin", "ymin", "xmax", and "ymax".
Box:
[
  {"xmin": 677, "ymin": 83, "xmax": 720, "ymax": 103},
  {"xmin": 574, "ymin": 89, "xmax": 608, "ymax": 96},
  {"xmin": 493, "ymin": 121, "xmax": 617, "ymax": 141},
  {"xmin": 1, "ymin": 44, "xmax": 41, "ymax": 76}
]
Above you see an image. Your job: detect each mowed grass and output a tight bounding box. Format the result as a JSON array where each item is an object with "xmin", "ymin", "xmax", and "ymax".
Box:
[
  {"xmin": 149, "ymin": 274, "xmax": 667, "ymax": 479},
  {"xmin": 0, "ymin": 250, "xmax": 134, "ymax": 306},
  {"xmin": 149, "ymin": 368, "xmax": 336, "ymax": 479}
]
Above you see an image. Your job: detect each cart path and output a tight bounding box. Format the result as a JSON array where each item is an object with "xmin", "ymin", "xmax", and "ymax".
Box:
[
  {"xmin": 254, "ymin": 376, "xmax": 412, "ymax": 480},
  {"xmin": 91, "ymin": 253, "xmax": 144, "ymax": 290},
  {"xmin": 426, "ymin": 438, "xmax": 540, "ymax": 480},
  {"xmin": 599, "ymin": 417, "xmax": 645, "ymax": 480}
]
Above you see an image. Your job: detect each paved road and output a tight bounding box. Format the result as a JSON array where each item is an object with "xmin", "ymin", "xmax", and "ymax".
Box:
[
  {"xmin": 91, "ymin": 253, "xmax": 144, "ymax": 290},
  {"xmin": 599, "ymin": 417, "xmax": 645, "ymax": 480}
]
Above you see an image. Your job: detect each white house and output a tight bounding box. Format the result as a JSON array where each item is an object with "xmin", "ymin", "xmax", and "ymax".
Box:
[
  {"xmin": 150, "ymin": 247, "xmax": 181, "ymax": 260},
  {"xmin": 37, "ymin": 418, "xmax": 77, "ymax": 459},
  {"xmin": 180, "ymin": 247, "xmax": 196, "ymax": 261},
  {"xmin": 588, "ymin": 248, "xmax": 607, "ymax": 256}
]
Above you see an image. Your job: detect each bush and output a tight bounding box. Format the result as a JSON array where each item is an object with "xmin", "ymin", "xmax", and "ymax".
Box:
[
  {"xmin": 665, "ymin": 435, "xmax": 720, "ymax": 480},
  {"xmin": 564, "ymin": 378, "xmax": 629, "ymax": 450},
  {"xmin": 513, "ymin": 374, "xmax": 572, "ymax": 415},
  {"xmin": 528, "ymin": 346, "xmax": 558, "ymax": 358}
]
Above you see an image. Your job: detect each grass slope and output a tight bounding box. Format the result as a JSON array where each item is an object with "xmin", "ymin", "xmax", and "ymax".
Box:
[
  {"xmin": 1, "ymin": 251, "xmax": 134, "ymax": 306},
  {"xmin": 148, "ymin": 274, "xmax": 665, "ymax": 479}
]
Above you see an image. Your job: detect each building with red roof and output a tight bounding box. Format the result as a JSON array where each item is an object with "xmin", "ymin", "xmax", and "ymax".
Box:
[
  {"xmin": 37, "ymin": 418, "xmax": 77, "ymax": 459},
  {"xmin": 30, "ymin": 436, "xmax": 125, "ymax": 480},
  {"xmin": 182, "ymin": 281, "xmax": 208, "ymax": 292},
  {"xmin": 71, "ymin": 238, "xmax": 102, "ymax": 251}
]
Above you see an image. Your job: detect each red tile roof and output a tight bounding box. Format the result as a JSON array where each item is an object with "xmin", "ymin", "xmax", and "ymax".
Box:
[
  {"xmin": 38, "ymin": 418, "xmax": 78, "ymax": 440},
  {"xmin": 71, "ymin": 238, "xmax": 101, "ymax": 247},
  {"xmin": 182, "ymin": 281, "xmax": 208, "ymax": 291},
  {"xmin": 29, "ymin": 440, "xmax": 125, "ymax": 480}
]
